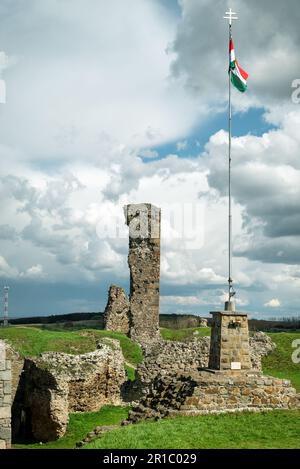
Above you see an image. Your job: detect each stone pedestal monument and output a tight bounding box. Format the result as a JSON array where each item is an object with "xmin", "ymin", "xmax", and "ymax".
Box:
[
  {"xmin": 209, "ymin": 311, "xmax": 252, "ymax": 370},
  {"xmin": 124, "ymin": 203, "xmax": 161, "ymax": 344}
]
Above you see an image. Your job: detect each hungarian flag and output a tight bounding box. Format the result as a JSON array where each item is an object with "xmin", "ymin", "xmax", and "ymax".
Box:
[{"xmin": 229, "ymin": 37, "xmax": 248, "ymax": 93}]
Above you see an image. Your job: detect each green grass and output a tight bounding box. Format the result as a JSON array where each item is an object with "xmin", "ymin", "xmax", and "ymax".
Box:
[
  {"xmin": 14, "ymin": 406, "xmax": 129, "ymax": 449},
  {"xmin": 85, "ymin": 410, "xmax": 300, "ymax": 449},
  {"xmin": 125, "ymin": 364, "xmax": 136, "ymax": 381},
  {"xmin": 0, "ymin": 327, "xmax": 143, "ymax": 367},
  {"xmin": 160, "ymin": 327, "xmax": 210, "ymax": 341},
  {"xmin": 262, "ymin": 332, "xmax": 300, "ymax": 392}
]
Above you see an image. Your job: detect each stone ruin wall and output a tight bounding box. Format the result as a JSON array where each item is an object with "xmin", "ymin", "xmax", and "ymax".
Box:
[
  {"xmin": 12, "ymin": 338, "xmax": 126, "ymax": 442},
  {"xmin": 178, "ymin": 372, "xmax": 300, "ymax": 415},
  {"xmin": 0, "ymin": 340, "xmax": 11, "ymax": 450},
  {"xmin": 104, "ymin": 285, "xmax": 130, "ymax": 335},
  {"xmin": 103, "ymin": 204, "xmax": 161, "ymax": 344},
  {"xmin": 128, "ymin": 371, "xmax": 300, "ymax": 423},
  {"xmin": 125, "ymin": 204, "xmax": 161, "ymax": 344},
  {"xmin": 135, "ymin": 332, "xmax": 276, "ymax": 392}
]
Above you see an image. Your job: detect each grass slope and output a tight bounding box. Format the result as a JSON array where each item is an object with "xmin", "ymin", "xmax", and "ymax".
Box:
[
  {"xmin": 14, "ymin": 406, "xmax": 129, "ymax": 450},
  {"xmin": 85, "ymin": 410, "xmax": 300, "ymax": 449},
  {"xmin": 0, "ymin": 327, "xmax": 143, "ymax": 367},
  {"xmin": 262, "ymin": 332, "xmax": 300, "ymax": 392}
]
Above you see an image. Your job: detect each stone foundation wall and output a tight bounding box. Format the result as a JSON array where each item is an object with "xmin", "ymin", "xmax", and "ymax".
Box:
[
  {"xmin": 179, "ymin": 371, "xmax": 300, "ymax": 415},
  {"xmin": 136, "ymin": 338, "xmax": 210, "ymax": 389},
  {"xmin": 0, "ymin": 341, "xmax": 11, "ymax": 450},
  {"xmin": 135, "ymin": 332, "xmax": 275, "ymax": 391},
  {"xmin": 128, "ymin": 371, "xmax": 300, "ymax": 423}
]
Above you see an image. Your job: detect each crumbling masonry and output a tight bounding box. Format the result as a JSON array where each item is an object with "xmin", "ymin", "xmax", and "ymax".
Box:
[
  {"xmin": 128, "ymin": 318, "xmax": 300, "ymax": 422},
  {"xmin": 125, "ymin": 204, "xmax": 161, "ymax": 344},
  {"xmin": 103, "ymin": 204, "xmax": 161, "ymax": 344},
  {"xmin": 12, "ymin": 338, "xmax": 126, "ymax": 442},
  {"xmin": 104, "ymin": 285, "xmax": 130, "ymax": 335},
  {"xmin": 0, "ymin": 341, "xmax": 11, "ymax": 449}
]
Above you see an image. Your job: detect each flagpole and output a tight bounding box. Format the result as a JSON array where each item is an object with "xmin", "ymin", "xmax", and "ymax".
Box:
[
  {"xmin": 223, "ymin": 8, "xmax": 238, "ymax": 312},
  {"xmin": 228, "ymin": 22, "xmax": 233, "ymax": 309}
]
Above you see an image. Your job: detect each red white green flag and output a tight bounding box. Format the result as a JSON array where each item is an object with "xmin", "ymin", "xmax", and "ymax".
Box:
[{"xmin": 229, "ymin": 37, "xmax": 248, "ymax": 92}]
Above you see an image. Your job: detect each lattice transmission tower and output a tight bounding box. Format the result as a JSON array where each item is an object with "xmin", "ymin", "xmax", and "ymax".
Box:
[{"xmin": 3, "ymin": 286, "xmax": 9, "ymax": 327}]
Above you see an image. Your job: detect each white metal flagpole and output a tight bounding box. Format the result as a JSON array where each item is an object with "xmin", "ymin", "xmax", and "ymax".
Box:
[{"xmin": 223, "ymin": 8, "xmax": 238, "ymax": 312}]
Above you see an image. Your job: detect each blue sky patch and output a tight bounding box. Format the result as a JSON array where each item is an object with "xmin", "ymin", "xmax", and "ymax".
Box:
[{"xmin": 141, "ymin": 107, "xmax": 277, "ymax": 162}]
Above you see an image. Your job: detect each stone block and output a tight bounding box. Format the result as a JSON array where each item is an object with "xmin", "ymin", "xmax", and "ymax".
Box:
[
  {"xmin": 0, "ymin": 440, "xmax": 7, "ymax": 450},
  {"xmin": 2, "ymin": 395, "xmax": 11, "ymax": 405},
  {"xmin": 3, "ymin": 382, "xmax": 11, "ymax": 395},
  {"xmin": 0, "ymin": 428, "xmax": 11, "ymax": 440},
  {"xmin": 0, "ymin": 406, "xmax": 10, "ymax": 419},
  {"xmin": 0, "ymin": 371, "xmax": 11, "ymax": 382}
]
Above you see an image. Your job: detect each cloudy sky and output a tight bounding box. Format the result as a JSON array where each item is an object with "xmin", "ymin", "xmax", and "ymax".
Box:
[{"xmin": 0, "ymin": 0, "xmax": 300, "ymax": 319}]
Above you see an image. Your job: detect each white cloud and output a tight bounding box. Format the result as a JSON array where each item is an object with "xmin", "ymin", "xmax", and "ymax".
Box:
[
  {"xmin": 264, "ymin": 298, "xmax": 281, "ymax": 308},
  {"xmin": 176, "ymin": 140, "xmax": 188, "ymax": 151},
  {"xmin": 0, "ymin": 51, "xmax": 16, "ymax": 74},
  {"xmin": 202, "ymin": 111, "xmax": 300, "ymax": 266},
  {"xmin": 138, "ymin": 149, "xmax": 159, "ymax": 159},
  {"xmin": 161, "ymin": 295, "xmax": 207, "ymax": 306},
  {"xmin": 21, "ymin": 264, "xmax": 45, "ymax": 279},
  {"xmin": 0, "ymin": 0, "xmax": 200, "ymax": 165},
  {"xmin": 0, "ymin": 256, "xmax": 19, "ymax": 279}
]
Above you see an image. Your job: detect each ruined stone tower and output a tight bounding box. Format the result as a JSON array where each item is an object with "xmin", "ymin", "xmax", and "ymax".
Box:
[
  {"xmin": 124, "ymin": 203, "xmax": 161, "ymax": 344},
  {"xmin": 208, "ymin": 311, "xmax": 252, "ymax": 370},
  {"xmin": 104, "ymin": 285, "xmax": 130, "ymax": 335}
]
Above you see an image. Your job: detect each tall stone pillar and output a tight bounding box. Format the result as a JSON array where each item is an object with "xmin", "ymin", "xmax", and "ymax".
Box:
[
  {"xmin": 208, "ymin": 312, "xmax": 252, "ymax": 370},
  {"xmin": 124, "ymin": 204, "xmax": 161, "ymax": 344}
]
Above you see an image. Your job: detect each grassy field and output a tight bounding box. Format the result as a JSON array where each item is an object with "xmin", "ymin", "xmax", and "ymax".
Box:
[
  {"xmin": 262, "ymin": 332, "xmax": 300, "ymax": 392},
  {"xmin": 14, "ymin": 406, "xmax": 300, "ymax": 450},
  {"xmin": 14, "ymin": 406, "xmax": 129, "ymax": 450},
  {"xmin": 85, "ymin": 410, "xmax": 300, "ymax": 449},
  {"xmin": 0, "ymin": 326, "xmax": 143, "ymax": 367}
]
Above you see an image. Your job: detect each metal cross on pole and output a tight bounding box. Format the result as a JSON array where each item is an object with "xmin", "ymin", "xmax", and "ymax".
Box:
[
  {"xmin": 223, "ymin": 9, "xmax": 238, "ymax": 312},
  {"xmin": 223, "ymin": 8, "xmax": 238, "ymax": 25}
]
